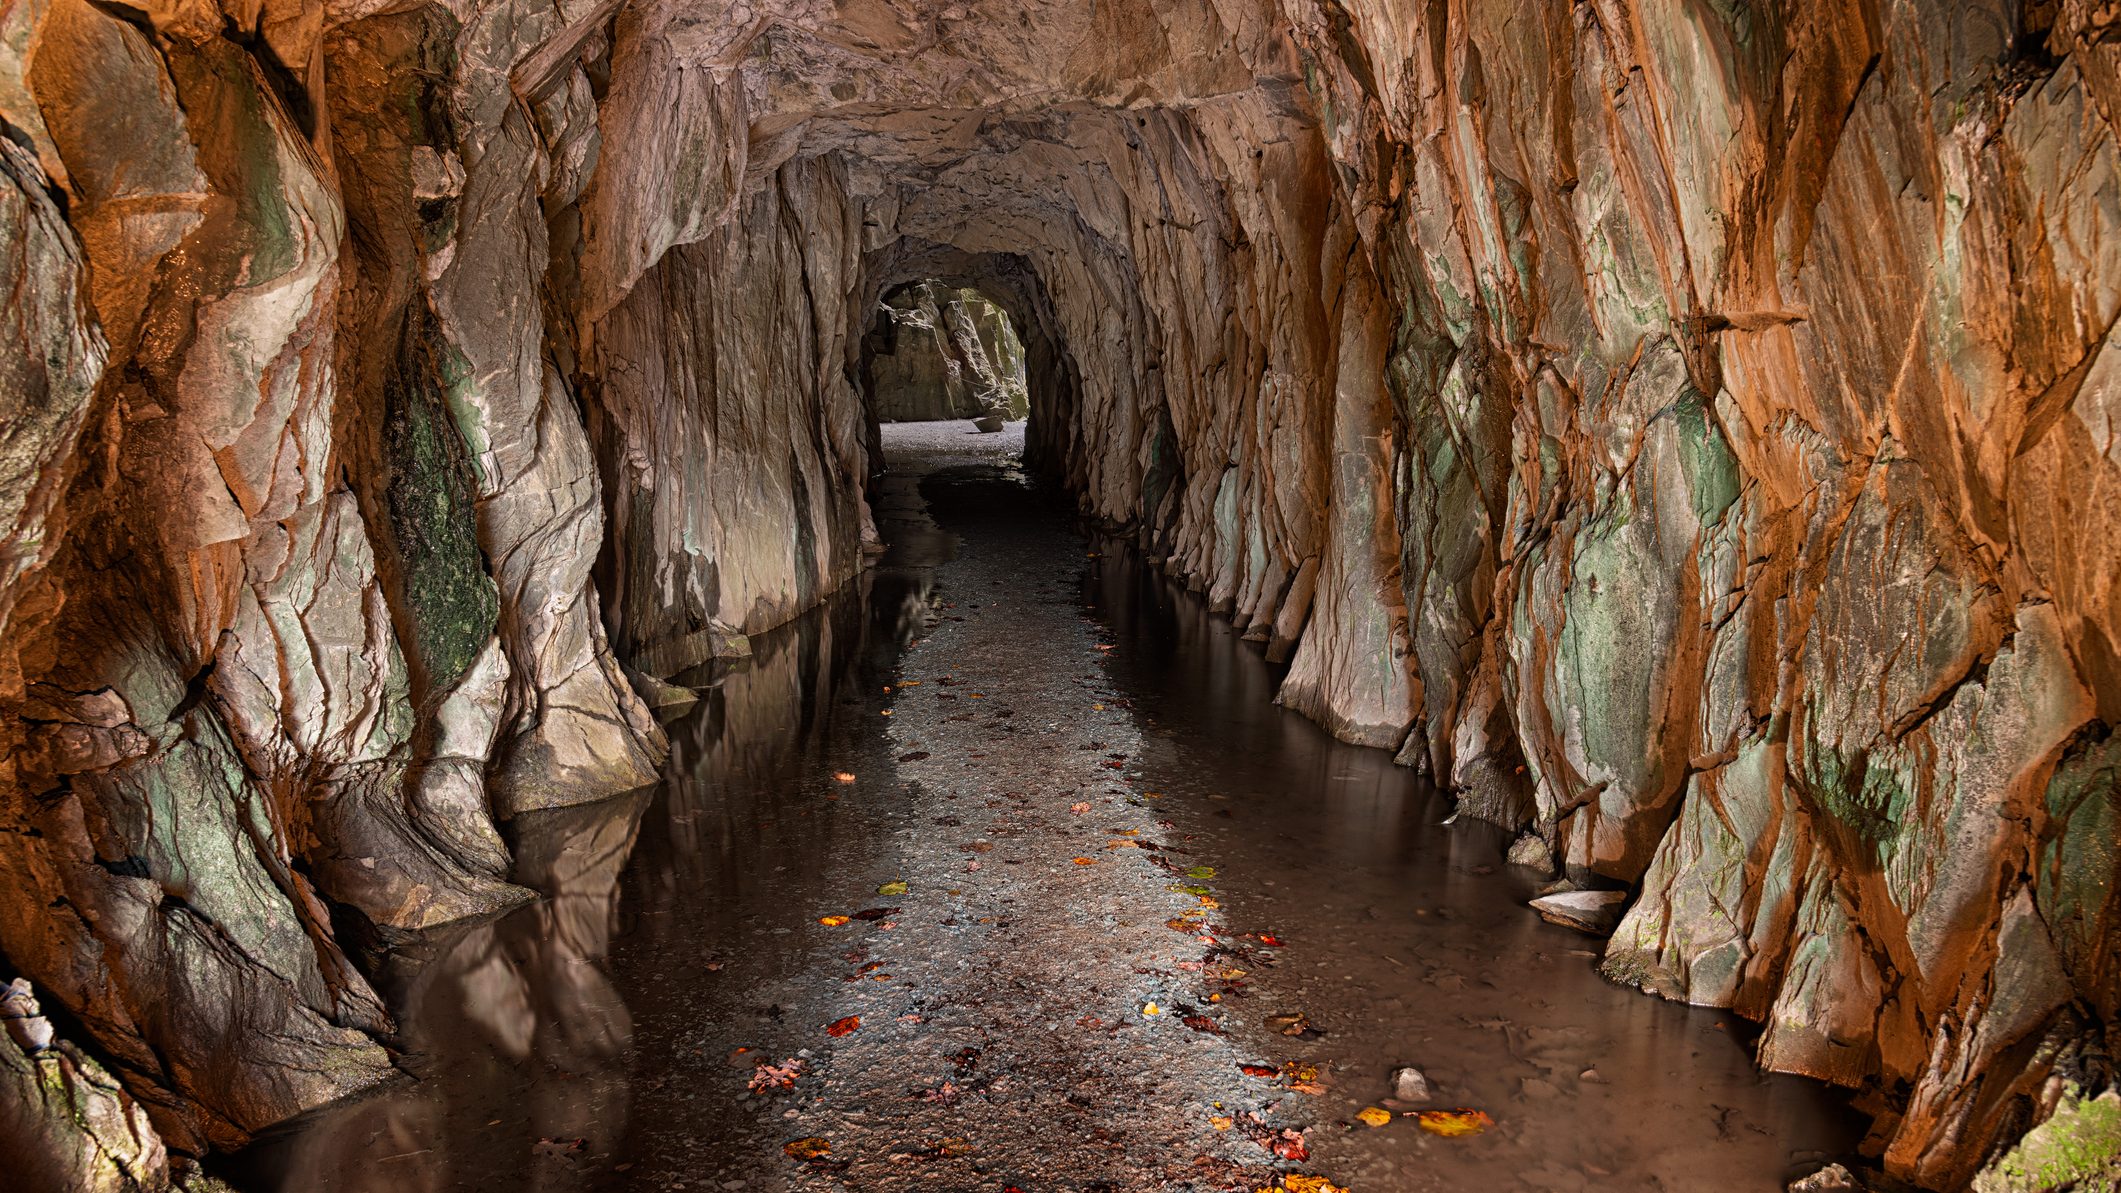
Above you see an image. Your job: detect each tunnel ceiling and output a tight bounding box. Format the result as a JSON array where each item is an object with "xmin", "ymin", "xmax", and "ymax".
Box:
[{"xmin": 1, "ymin": 0, "xmax": 2118, "ymax": 1189}]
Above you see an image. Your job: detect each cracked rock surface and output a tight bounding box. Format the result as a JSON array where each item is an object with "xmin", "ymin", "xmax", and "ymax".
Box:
[{"xmin": 0, "ymin": 0, "xmax": 2117, "ymax": 1187}]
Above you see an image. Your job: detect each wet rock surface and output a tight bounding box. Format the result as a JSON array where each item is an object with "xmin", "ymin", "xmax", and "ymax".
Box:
[
  {"xmin": 0, "ymin": 1, "xmax": 2117, "ymax": 1185},
  {"xmin": 229, "ymin": 428, "xmax": 1859, "ymax": 1190}
]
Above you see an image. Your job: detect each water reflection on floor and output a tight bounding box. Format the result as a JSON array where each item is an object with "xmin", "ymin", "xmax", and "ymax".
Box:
[{"xmin": 230, "ymin": 423, "xmax": 1859, "ymax": 1191}]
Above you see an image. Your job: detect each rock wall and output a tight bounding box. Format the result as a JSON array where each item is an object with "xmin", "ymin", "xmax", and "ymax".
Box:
[
  {"xmin": 1273, "ymin": 3, "xmax": 2121, "ymax": 1185},
  {"xmin": 0, "ymin": 0, "xmax": 662, "ymax": 1167},
  {"xmin": 0, "ymin": 0, "xmax": 2114, "ymax": 1186}
]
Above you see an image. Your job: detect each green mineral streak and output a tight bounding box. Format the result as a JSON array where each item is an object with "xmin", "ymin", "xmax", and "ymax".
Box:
[
  {"xmin": 434, "ymin": 340, "xmax": 491, "ymax": 490},
  {"xmin": 1558, "ymin": 513, "xmax": 1657, "ymax": 772},
  {"xmin": 1973, "ymin": 1088, "xmax": 2121, "ymax": 1193},
  {"xmin": 386, "ymin": 337, "xmax": 498, "ymax": 697},
  {"xmin": 1671, "ymin": 395, "xmax": 1740, "ymax": 526},
  {"xmin": 2037, "ymin": 734, "xmax": 2121, "ymax": 982},
  {"xmin": 206, "ymin": 44, "xmax": 298, "ymax": 285},
  {"xmin": 1795, "ymin": 724, "xmax": 1901, "ymax": 844}
]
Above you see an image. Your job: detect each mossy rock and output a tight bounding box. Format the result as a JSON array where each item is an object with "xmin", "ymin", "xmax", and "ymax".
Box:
[{"xmin": 1973, "ymin": 1088, "xmax": 2121, "ymax": 1192}]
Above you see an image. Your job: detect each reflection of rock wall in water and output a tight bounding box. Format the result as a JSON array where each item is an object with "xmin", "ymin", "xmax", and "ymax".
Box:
[{"xmin": 0, "ymin": 0, "xmax": 2116, "ymax": 1187}]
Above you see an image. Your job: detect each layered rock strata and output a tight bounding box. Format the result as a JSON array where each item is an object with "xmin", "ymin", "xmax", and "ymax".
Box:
[{"xmin": 0, "ymin": 0, "xmax": 2113, "ymax": 1187}]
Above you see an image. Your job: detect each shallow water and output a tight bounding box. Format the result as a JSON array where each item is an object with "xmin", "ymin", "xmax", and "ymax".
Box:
[{"xmin": 229, "ymin": 421, "xmax": 1858, "ymax": 1192}]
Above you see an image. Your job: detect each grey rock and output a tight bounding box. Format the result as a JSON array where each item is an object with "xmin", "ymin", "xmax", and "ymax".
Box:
[
  {"xmin": 1389, "ymin": 1065, "xmax": 1430, "ymax": 1103},
  {"xmin": 1530, "ymin": 891, "xmax": 1630, "ymax": 936}
]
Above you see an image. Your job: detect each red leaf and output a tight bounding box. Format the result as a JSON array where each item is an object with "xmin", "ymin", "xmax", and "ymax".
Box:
[{"xmin": 826, "ymin": 1016, "xmax": 861, "ymax": 1037}]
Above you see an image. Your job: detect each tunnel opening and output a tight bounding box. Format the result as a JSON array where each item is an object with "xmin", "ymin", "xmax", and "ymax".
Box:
[{"xmin": 861, "ymin": 280, "xmax": 1029, "ymax": 429}]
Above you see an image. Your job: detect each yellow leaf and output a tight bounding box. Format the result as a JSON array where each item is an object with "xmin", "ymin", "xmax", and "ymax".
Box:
[
  {"xmin": 1210, "ymin": 1115, "xmax": 1234, "ymax": 1131},
  {"xmin": 782, "ymin": 1137, "xmax": 830, "ymax": 1160},
  {"xmin": 1142, "ymin": 1002, "xmax": 1162, "ymax": 1016},
  {"xmin": 1281, "ymin": 1177, "xmax": 1350, "ymax": 1193},
  {"xmin": 1416, "ymin": 1108, "xmax": 1493, "ymax": 1138},
  {"xmin": 878, "ymin": 880, "xmax": 909, "ymax": 895},
  {"xmin": 1356, "ymin": 1106, "xmax": 1393, "ymax": 1128},
  {"xmin": 818, "ymin": 915, "xmax": 850, "ymax": 927}
]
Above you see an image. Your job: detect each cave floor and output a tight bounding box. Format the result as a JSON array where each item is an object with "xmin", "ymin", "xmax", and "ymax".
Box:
[{"xmin": 233, "ymin": 421, "xmax": 1861, "ymax": 1193}]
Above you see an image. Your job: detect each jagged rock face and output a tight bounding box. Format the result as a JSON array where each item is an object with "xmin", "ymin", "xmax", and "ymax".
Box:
[{"xmin": 0, "ymin": 0, "xmax": 2115, "ymax": 1187}]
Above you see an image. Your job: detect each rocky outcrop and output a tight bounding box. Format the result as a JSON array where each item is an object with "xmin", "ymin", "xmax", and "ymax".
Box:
[
  {"xmin": 0, "ymin": 0, "xmax": 661, "ymax": 1167},
  {"xmin": 1, "ymin": 0, "xmax": 2115, "ymax": 1186}
]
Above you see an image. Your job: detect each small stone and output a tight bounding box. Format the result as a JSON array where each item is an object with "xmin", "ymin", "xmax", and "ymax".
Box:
[
  {"xmin": 1505, "ymin": 833, "xmax": 1553, "ymax": 872},
  {"xmin": 1788, "ymin": 1163, "xmax": 1863, "ymax": 1192},
  {"xmin": 1, "ymin": 978, "xmax": 54, "ymax": 1052},
  {"xmin": 1529, "ymin": 890, "xmax": 1628, "ymax": 935},
  {"xmin": 1389, "ymin": 1065, "xmax": 1430, "ymax": 1103}
]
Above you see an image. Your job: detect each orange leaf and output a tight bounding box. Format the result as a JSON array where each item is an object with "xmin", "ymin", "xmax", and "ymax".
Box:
[
  {"xmin": 819, "ymin": 915, "xmax": 850, "ymax": 927},
  {"xmin": 825, "ymin": 1016, "xmax": 860, "ymax": 1037},
  {"xmin": 1072, "ymin": 857, "xmax": 1097, "ymax": 865},
  {"xmin": 1416, "ymin": 1109, "xmax": 1493, "ymax": 1138}
]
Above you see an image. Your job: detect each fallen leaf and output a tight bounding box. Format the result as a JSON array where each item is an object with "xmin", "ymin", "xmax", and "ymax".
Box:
[
  {"xmin": 1106, "ymin": 839, "xmax": 1140, "ymax": 849},
  {"xmin": 1356, "ymin": 1106, "xmax": 1392, "ymax": 1128},
  {"xmin": 783, "ymin": 1137, "xmax": 831, "ymax": 1160},
  {"xmin": 826, "ymin": 1016, "xmax": 861, "ymax": 1037},
  {"xmin": 532, "ymin": 1137, "xmax": 586, "ymax": 1159},
  {"xmin": 832, "ymin": 772, "xmax": 856, "ymax": 783},
  {"xmin": 1141, "ymin": 1002, "xmax": 1162, "ymax": 1016},
  {"xmin": 1070, "ymin": 802, "xmax": 1092, "ymax": 814},
  {"xmin": 1072, "ymin": 857, "xmax": 1098, "ymax": 865},
  {"xmin": 1280, "ymin": 1061, "xmax": 1326, "ymax": 1094},
  {"xmin": 853, "ymin": 907, "xmax": 898, "ymax": 921},
  {"xmin": 1185, "ymin": 866, "xmax": 1217, "ymax": 880},
  {"xmin": 1415, "ymin": 1109, "xmax": 1493, "ymax": 1138},
  {"xmin": 1210, "ymin": 1115, "xmax": 1234, "ymax": 1131},
  {"xmin": 1181, "ymin": 1015, "xmax": 1222, "ymax": 1034},
  {"xmin": 1274, "ymin": 1177, "xmax": 1350, "ymax": 1193},
  {"xmin": 749, "ymin": 1059, "xmax": 804, "ymax": 1092},
  {"xmin": 878, "ymin": 880, "xmax": 909, "ymax": 896},
  {"xmin": 1258, "ymin": 934, "xmax": 1286, "ymax": 947},
  {"xmin": 1238, "ymin": 1063, "xmax": 1279, "ymax": 1078},
  {"xmin": 819, "ymin": 915, "xmax": 851, "ymax": 927}
]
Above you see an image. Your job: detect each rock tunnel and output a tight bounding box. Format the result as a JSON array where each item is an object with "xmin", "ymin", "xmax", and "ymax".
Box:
[{"xmin": 0, "ymin": 1, "xmax": 2118, "ymax": 1190}]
